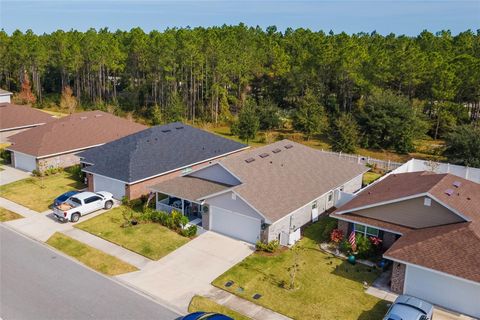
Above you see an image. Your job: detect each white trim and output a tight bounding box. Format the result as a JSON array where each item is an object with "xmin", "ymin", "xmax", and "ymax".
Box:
[
  {"xmin": 384, "ymin": 256, "xmax": 480, "ymax": 287},
  {"xmin": 94, "ymin": 146, "xmax": 249, "ymax": 185},
  {"xmin": 332, "ymin": 215, "xmax": 405, "ymax": 235},
  {"xmin": 335, "ymin": 193, "xmax": 428, "ymax": 214},
  {"xmin": 0, "ymin": 122, "xmax": 48, "ymax": 132},
  {"xmin": 84, "ymin": 171, "xmax": 128, "ymax": 184},
  {"xmin": 9, "ymin": 143, "xmax": 106, "ymax": 160}
]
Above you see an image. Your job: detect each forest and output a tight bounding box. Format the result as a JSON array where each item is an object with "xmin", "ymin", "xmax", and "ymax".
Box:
[{"xmin": 1, "ymin": 26, "xmax": 479, "ymax": 165}]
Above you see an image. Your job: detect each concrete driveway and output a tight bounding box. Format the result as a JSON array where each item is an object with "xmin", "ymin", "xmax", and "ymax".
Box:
[
  {"xmin": 117, "ymin": 231, "xmax": 255, "ymax": 312},
  {"xmin": 0, "ymin": 165, "xmax": 31, "ymax": 185}
]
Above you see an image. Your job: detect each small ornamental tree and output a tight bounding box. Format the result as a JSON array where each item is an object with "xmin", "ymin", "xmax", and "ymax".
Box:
[
  {"xmin": 330, "ymin": 229, "xmax": 344, "ymax": 244},
  {"xmin": 60, "ymin": 86, "xmax": 78, "ymax": 114}
]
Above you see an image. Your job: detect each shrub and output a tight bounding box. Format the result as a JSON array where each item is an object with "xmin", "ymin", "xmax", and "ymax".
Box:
[
  {"xmin": 180, "ymin": 225, "xmax": 197, "ymax": 237},
  {"xmin": 0, "ymin": 149, "xmax": 11, "ymax": 164},
  {"xmin": 321, "ymin": 218, "xmax": 339, "ymax": 242},
  {"xmin": 330, "ymin": 229, "xmax": 344, "ymax": 244},
  {"xmin": 339, "ymin": 234, "xmax": 375, "ymax": 259},
  {"xmin": 65, "ymin": 165, "xmax": 83, "ymax": 182},
  {"xmin": 256, "ymin": 240, "xmax": 280, "ymax": 253}
]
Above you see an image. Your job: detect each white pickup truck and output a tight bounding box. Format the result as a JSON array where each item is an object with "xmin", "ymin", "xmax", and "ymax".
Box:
[{"xmin": 53, "ymin": 191, "xmax": 114, "ymax": 222}]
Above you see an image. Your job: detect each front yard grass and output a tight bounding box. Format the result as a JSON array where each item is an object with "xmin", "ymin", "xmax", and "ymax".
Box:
[
  {"xmin": 0, "ymin": 172, "xmax": 85, "ymax": 212},
  {"xmin": 188, "ymin": 296, "xmax": 250, "ymax": 320},
  {"xmin": 212, "ymin": 219, "xmax": 389, "ymax": 320},
  {"xmin": 46, "ymin": 232, "xmax": 138, "ymax": 276},
  {"xmin": 0, "ymin": 207, "xmax": 23, "ymax": 222},
  {"xmin": 362, "ymin": 171, "xmax": 382, "ymax": 186},
  {"xmin": 75, "ymin": 206, "xmax": 190, "ymax": 260}
]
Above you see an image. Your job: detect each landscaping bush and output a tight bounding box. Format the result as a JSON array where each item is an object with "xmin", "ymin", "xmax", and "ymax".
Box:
[
  {"xmin": 320, "ymin": 218, "xmax": 339, "ymax": 242},
  {"xmin": 65, "ymin": 165, "xmax": 83, "ymax": 182},
  {"xmin": 0, "ymin": 148, "xmax": 11, "ymax": 164},
  {"xmin": 180, "ymin": 225, "xmax": 198, "ymax": 237},
  {"xmin": 256, "ymin": 240, "xmax": 280, "ymax": 253},
  {"xmin": 32, "ymin": 166, "xmax": 63, "ymax": 177},
  {"xmin": 141, "ymin": 208, "xmax": 195, "ymax": 238},
  {"xmin": 330, "ymin": 229, "xmax": 344, "ymax": 244},
  {"xmin": 339, "ymin": 234, "xmax": 376, "ymax": 259}
]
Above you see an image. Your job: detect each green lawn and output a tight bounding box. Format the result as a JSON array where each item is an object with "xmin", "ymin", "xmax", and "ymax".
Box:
[
  {"xmin": 188, "ymin": 296, "xmax": 251, "ymax": 320},
  {"xmin": 47, "ymin": 232, "xmax": 138, "ymax": 276},
  {"xmin": 75, "ymin": 206, "xmax": 190, "ymax": 260},
  {"xmin": 0, "ymin": 207, "xmax": 23, "ymax": 222},
  {"xmin": 212, "ymin": 219, "xmax": 389, "ymax": 320},
  {"xmin": 0, "ymin": 172, "xmax": 85, "ymax": 212},
  {"xmin": 362, "ymin": 171, "xmax": 383, "ymax": 186}
]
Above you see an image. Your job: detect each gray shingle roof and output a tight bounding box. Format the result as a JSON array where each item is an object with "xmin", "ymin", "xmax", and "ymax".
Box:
[{"xmin": 79, "ymin": 122, "xmax": 248, "ymax": 183}]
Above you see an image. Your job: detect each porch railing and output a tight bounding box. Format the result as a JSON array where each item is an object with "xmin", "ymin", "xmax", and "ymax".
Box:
[{"xmin": 156, "ymin": 202, "xmax": 181, "ymax": 214}]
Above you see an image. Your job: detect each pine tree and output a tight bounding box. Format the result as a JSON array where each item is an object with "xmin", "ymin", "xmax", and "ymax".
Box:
[
  {"xmin": 231, "ymin": 100, "xmax": 260, "ymax": 143},
  {"xmin": 330, "ymin": 113, "xmax": 359, "ymax": 153},
  {"xmin": 292, "ymin": 89, "xmax": 328, "ymax": 140}
]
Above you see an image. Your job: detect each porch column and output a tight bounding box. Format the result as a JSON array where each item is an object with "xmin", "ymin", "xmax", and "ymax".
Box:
[{"xmin": 181, "ymin": 200, "xmax": 185, "ymax": 215}]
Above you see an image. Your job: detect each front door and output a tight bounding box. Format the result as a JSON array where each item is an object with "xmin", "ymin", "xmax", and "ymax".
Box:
[
  {"xmin": 326, "ymin": 191, "xmax": 334, "ymax": 209},
  {"xmin": 311, "ymin": 202, "xmax": 319, "ymax": 222}
]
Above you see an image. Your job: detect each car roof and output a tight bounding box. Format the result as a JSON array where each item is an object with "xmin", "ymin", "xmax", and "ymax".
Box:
[
  {"xmin": 395, "ymin": 295, "xmax": 433, "ymax": 314},
  {"xmin": 72, "ymin": 191, "xmax": 99, "ymax": 200},
  {"xmin": 386, "ymin": 304, "xmax": 424, "ymax": 320}
]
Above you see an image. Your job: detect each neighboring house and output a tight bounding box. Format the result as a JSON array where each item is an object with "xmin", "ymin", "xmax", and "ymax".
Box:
[
  {"xmin": 7, "ymin": 111, "xmax": 146, "ymax": 172},
  {"xmin": 331, "ymin": 171, "xmax": 480, "ymax": 317},
  {"xmin": 0, "ymin": 89, "xmax": 13, "ymax": 103},
  {"xmin": 78, "ymin": 122, "xmax": 248, "ymax": 200},
  {"xmin": 150, "ymin": 140, "xmax": 368, "ymax": 244},
  {"xmin": 0, "ymin": 103, "xmax": 56, "ymax": 143}
]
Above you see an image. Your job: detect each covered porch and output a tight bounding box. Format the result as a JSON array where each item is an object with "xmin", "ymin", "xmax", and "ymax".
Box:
[{"xmin": 149, "ymin": 175, "xmax": 233, "ymax": 229}]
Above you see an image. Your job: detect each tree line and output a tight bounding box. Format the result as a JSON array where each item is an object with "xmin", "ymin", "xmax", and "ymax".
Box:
[{"xmin": 0, "ymin": 26, "xmax": 479, "ymax": 164}]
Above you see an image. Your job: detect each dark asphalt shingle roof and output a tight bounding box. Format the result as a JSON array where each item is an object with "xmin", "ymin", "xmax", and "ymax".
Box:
[{"xmin": 79, "ymin": 122, "xmax": 248, "ymax": 183}]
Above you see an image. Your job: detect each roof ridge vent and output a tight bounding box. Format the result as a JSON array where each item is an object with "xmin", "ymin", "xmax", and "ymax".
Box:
[
  {"xmin": 284, "ymin": 144, "xmax": 293, "ymax": 149},
  {"xmin": 259, "ymin": 153, "xmax": 269, "ymax": 158},
  {"xmin": 245, "ymin": 157, "xmax": 255, "ymax": 163},
  {"xmin": 272, "ymin": 148, "xmax": 281, "ymax": 154}
]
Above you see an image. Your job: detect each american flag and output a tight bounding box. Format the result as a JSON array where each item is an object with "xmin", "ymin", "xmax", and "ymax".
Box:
[{"xmin": 349, "ymin": 231, "xmax": 357, "ymax": 252}]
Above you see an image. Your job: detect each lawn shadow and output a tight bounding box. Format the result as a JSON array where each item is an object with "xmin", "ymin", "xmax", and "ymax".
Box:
[
  {"xmin": 357, "ymin": 300, "xmax": 390, "ymax": 320},
  {"xmin": 331, "ymin": 260, "xmax": 381, "ymax": 286}
]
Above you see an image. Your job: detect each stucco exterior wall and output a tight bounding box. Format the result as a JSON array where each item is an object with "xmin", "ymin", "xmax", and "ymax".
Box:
[
  {"xmin": 391, "ymin": 262, "xmax": 406, "ymax": 294},
  {"xmin": 351, "ymin": 197, "xmax": 463, "ymax": 228}
]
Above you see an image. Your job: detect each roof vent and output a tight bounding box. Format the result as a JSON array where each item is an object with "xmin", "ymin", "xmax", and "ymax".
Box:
[
  {"xmin": 272, "ymin": 148, "xmax": 282, "ymax": 154},
  {"xmin": 259, "ymin": 153, "xmax": 269, "ymax": 158},
  {"xmin": 284, "ymin": 144, "xmax": 293, "ymax": 149},
  {"xmin": 80, "ymin": 116, "xmax": 88, "ymax": 120},
  {"xmin": 95, "ymin": 114, "xmax": 102, "ymax": 118},
  {"xmin": 175, "ymin": 126, "xmax": 184, "ymax": 130},
  {"xmin": 453, "ymin": 181, "xmax": 462, "ymax": 188},
  {"xmin": 245, "ymin": 157, "xmax": 255, "ymax": 163},
  {"xmin": 445, "ymin": 189, "xmax": 454, "ymax": 196},
  {"xmin": 161, "ymin": 129, "xmax": 171, "ymax": 133}
]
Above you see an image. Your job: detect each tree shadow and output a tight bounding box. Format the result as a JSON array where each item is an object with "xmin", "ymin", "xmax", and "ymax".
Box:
[
  {"xmin": 357, "ymin": 300, "xmax": 390, "ymax": 320},
  {"xmin": 331, "ymin": 260, "xmax": 381, "ymax": 284}
]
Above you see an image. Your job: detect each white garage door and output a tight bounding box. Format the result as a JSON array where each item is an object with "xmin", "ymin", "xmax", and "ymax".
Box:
[
  {"xmin": 405, "ymin": 265, "xmax": 480, "ymax": 317},
  {"xmin": 210, "ymin": 206, "xmax": 261, "ymax": 243},
  {"xmin": 93, "ymin": 175, "xmax": 125, "ymax": 199},
  {"xmin": 14, "ymin": 152, "xmax": 37, "ymax": 172}
]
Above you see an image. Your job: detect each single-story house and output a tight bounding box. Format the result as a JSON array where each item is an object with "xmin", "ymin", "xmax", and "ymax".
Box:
[
  {"xmin": 78, "ymin": 122, "xmax": 248, "ymax": 200},
  {"xmin": 150, "ymin": 140, "xmax": 369, "ymax": 244},
  {"xmin": 7, "ymin": 111, "xmax": 146, "ymax": 172},
  {"xmin": 0, "ymin": 103, "xmax": 56, "ymax": 143},
  {"xmin": 0, "ymin": 88, "xmax": 13, "ymax": 103},
  {"xmin": 331, "ymin": 171, "xmax": 480, "ymax": 317}
]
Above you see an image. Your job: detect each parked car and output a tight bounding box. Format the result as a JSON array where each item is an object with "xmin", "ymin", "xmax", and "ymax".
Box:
[
  {"xmin": 383, "ymin": 295, "xmax": 434, "ymax": 320},
  {"xmin": 182, "ymin": 312, "xmax": 233, "ymax": 320},
  {"xmin": 53, "ymin": 191, "xmax": 114, "ymax": 222},
  {"xmin": 53, "ymin": 190, "xmax": 79, "ymax": 207}
]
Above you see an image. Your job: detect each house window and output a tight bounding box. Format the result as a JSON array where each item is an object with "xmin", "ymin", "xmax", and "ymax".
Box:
[
  {"xmin": 354, "ymin": 224, "xmax": 379, "ymax": 237},
  {"xmin": 312, "ymin": 202, "xmax": 317, "ymax": 209},
  {"xmin": 328, "ymin": 192, "xmax": 333, "ymax": 202}
]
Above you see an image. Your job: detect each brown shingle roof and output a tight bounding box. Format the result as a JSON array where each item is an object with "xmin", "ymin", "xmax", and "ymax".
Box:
[
  {"xmin": 220, "ymin": 140, "xmax": 368, "ymax": 222},
  {"xmin": 0, "ymin": 103, "xmax": 55, "ymax": 131},
  {"xmin": 150, "ymin": 176, "xmax": 232, "ymax": 202},
  {"xmin": 384, "ymin": 221, "xmax": 480, "ymax": 282},
  {"xmin": 7, "ymin": 111, "xmax": 147, "ymax": 157},
  {"xmin": 335, "ymin": 171, "xmax": 480, "ymax": 221}
]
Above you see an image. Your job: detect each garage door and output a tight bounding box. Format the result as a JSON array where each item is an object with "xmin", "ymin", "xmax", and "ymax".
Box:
[
  {"xmin": 93, "ymin": 175, "xmax": 125, "ymax": 199},
  {"xmin": 14, "ymin": 152, "xmax": 37, "ymax": 172},
  {"xmin": 405, "ymin": 265, "xmax": 480, "ymax": 317},
  {"xmin": 210, "ymin": 206, "xmax": 261, "ymax": 243}
]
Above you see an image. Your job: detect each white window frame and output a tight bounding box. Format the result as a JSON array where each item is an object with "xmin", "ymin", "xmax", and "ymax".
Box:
[{"xmin": 354, "ymin": 223, "xmax": 379, "ymax": 237}]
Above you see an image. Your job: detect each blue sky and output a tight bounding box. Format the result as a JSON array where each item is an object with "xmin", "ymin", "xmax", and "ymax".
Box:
[{"xmin": 1, "ymin": 0, "xmax": 479, "ymax": 35}]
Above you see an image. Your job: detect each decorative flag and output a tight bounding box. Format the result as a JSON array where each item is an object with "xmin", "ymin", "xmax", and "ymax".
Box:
[{"xmin": 349, "ymin": 231, "xmax": 357, "ymax": 252}]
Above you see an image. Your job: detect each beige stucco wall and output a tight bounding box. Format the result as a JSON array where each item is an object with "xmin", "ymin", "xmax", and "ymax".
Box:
[{"xmin": 351, "ymin": 197, "xmax": 464, "ymax": 228}]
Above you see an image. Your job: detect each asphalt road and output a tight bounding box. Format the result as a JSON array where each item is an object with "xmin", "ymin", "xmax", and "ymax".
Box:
[{"xmin": 0, "ymin": 225, "xmax": 182, "ymax": 320}]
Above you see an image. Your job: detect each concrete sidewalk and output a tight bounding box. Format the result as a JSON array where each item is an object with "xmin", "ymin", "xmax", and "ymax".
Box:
[
  {"xmin": 205, "ymin": 287, "xmax": 291, "ymax": 320},
  {"xmin": 0, "ymin": 165, "xmax": 31, "ymax": 186},
  {"xmin": 0, "ymin": 197, "xmax": 39, "ymax": 219},
  {"xmin": 62, "ymin": 228, "xmax": 152, "ymax": 269}
]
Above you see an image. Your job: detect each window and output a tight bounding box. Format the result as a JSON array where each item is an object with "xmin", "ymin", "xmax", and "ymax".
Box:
[
  {"xmin": 354, "ymin": 224, "xmax": 379, "ymax": 237},
  {"xmin": 312, "ymin": 202, "xmax": 317, "ymax": 209},
  {"xmin": 70, "ymin": 197, "xmax": 82, "ymax": 206},
  {"xmin": 84, "ymin": 196, "xmax": 101, "ymax": 204},
  {"xmin": 328, "ymin": 192, "xmax": 333, "ymax": 202}
]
